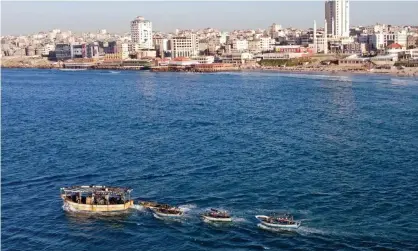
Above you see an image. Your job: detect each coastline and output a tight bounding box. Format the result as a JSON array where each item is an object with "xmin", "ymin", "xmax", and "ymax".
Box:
[
  {"xmin": 2, "ymin": 61, "xmax": 418, "ymax": 78},
  {"xmin": 244, "ymin": 65, "xmax": 418, "ymax": 78}
]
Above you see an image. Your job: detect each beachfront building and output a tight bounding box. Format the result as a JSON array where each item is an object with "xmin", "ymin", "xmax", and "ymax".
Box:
[
  {"xmin": 131, "ymin": 16, "xmax": 153, "ymax": 49},
  {"xmin": 169, "ymin": 57, "xmax": 199, "ymax": 66},
  {"xmin": 191, "ymin": 56, "xmax": 215, "ymax": 64},
  {"xmin": 41, "ymin": 44, "xmax": 55, "ymax": 56},
  {"xmin": 325, "ymin": 0, "xmax": 350, "ymax": 37},
  {"xmin": 219, "ymin": 52, "xmax": 253, "ymax": 65},
  {"xmin": 169, "ymin": 34, "xmax": 199, "ymax": 58},
  {"xmin": 55, "ymin": 43, "xmax": 72, "ymax": 61}
]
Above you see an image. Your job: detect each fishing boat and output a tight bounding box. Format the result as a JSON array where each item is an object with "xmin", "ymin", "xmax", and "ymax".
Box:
[
  {"xmin": 202, "ymin": 208, "xmax": 232, "ymax": 222},
  {"xmin": 139, "ymin": 201, "xmax": 170, "ymax": 210},
  {"xmin": 60, "ymin": 186, "xmax": 134, "ymax": 212},
  {"xmin": 152, "ymin": 207, "xmax": 183, "ymax": 218},
  {"xmin": 255, "ymin": 214, "xmax": 301, "ymax": 229}
]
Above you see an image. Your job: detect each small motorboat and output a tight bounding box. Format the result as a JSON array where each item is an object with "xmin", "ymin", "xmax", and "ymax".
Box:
[
  {"xmin": 152, "ymin": 207, "xmax": 183, "ymax": 218},
  {"xmin": 255, "ymin": 214, "xmax": 301, "ymax": 229},
  {"xmin": 202, "ymin": 208, "xmax": 232, "ymax": 222},
  {"xmin": 139, "ymin": 201, "xmax": 170, "ymax": 210}
]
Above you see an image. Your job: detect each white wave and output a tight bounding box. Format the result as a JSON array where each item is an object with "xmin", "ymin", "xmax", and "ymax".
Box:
[
  {"xmin": 131, "ymin": 205, "xmax": 146, "ymax": 211},
  {"xmin": 296, "ymin": 226, "xmax": 327, "ymax": 236},
  {"xmin": 231, "ymin": 217, "xmax": 249, "ymax": 223},
  {"xmin": 178, "ymin": 204, "xmax": 197, "ymax": 213},
  {"xmin": 278, "ymin": 72, "xmax": 352, "ymax": 82},
  {"xmin": 62, "ymin": 202, "xmax": 79, "ymax": 212}
]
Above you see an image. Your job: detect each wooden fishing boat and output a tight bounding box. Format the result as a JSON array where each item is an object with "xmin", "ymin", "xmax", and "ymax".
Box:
[
  {"xmin": 60, "ymin": 186, "xmax": 134, "ymax": 212},
  {"xmin": 139, "ymin": 201, "xmax": 170, "ymax": 210},
  {"xmin": 202, "ymin": 208, "xmax": 232, "ymax": 222}
]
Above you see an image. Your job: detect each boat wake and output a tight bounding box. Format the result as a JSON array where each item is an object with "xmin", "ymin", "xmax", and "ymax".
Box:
[
  {"xmin": 231, "ymin": 217, "xmax": 248, "ymax": 223},
  {"xmin": 178, "ymin": 204, "xmax": 197, "ymax": 213},
  {"xmin": 296, "ymin": 226, "xmax": 327, "ymax": 236}
]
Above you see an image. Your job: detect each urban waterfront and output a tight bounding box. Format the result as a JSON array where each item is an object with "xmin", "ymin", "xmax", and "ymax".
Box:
[{"xmin": 2, "ymin": 69, "xmax": 418, "ymax": 250}]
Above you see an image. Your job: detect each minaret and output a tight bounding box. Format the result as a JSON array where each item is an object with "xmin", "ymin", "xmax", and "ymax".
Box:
[
  {"xmin": 324, "ymin": 19, "xmax": 328, "ymax": 54},
  {"xmin": 313, "ymin": 20, "xmax": 317, "ymax": 53}
]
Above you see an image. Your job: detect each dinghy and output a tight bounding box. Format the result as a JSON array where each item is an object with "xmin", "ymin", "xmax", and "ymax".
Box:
[
  {"xmin": 202, "ymin": 208, "xmax": 232, "ymax": 222},
  {"xmin": 255, "ymin": 214, "xmax": 301, "ymax": 229}
]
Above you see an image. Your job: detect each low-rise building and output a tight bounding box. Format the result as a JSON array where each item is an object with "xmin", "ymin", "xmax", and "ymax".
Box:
[
  {"xmin": 256, "ymin": 52, "xmax": 310, "ymax": 60},
  {"xmin": 169, "ymin": 57, "xmax": 199, "ymax": 66},
  {"xmin": 137, "ymin": 50, "xmax": 156, "ymax": 59},
  {"xmin": 219, "ymin": 52, "xmax": 253, "ymax": 64},
  {"xmin": 42, "ymin": 44, "xmax": 55, "ymax": 56},
  {"xmin": 191, "ymin": 56, "xmax": 214, "ymax": 64}
]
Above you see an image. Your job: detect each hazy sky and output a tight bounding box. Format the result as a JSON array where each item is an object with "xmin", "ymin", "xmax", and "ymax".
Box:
[{"xmin": 2, "ymin": 1, "xmax": 418, "ymax": 35}]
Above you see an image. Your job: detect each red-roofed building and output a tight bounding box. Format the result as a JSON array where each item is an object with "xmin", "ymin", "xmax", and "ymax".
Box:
[{"xmin": 387, "ymin": 43, "xmax": 403, "ymax": 49}]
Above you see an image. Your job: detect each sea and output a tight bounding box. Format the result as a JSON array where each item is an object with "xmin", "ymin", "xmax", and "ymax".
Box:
[{"xmin": 2, "ymin": 68, "xmax": 418, "ymax": 251}]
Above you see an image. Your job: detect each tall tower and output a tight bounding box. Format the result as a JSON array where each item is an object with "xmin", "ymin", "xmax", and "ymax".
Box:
[
  {"xmin": 325, "ymin": 0, "xmax": 350, "ymax": 37},
  {"xmin": 324, "ymin": 19, "xmax": 328, "ymax": 54},
  {"xmin": 313, "ymin": 20, "xmax": 317, "ymax": 53},
  {"xmin": 130, "ymin": 16, "xmax": 153, "ymax": 49}
]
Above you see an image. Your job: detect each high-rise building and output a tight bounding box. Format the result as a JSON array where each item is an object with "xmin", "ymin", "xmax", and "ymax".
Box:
[
  {"xmin": 325, "ymin": 0, "xmax": 350, "ymax": 37},
  {"xmin": 130, "ymin": 16, "xmax": 153, "ymax": 49}
]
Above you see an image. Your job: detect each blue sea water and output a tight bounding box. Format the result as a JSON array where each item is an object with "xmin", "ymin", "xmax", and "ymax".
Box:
[{"xmin": 2, "ymin": 68, "xmax": 418, "ymax": 251}]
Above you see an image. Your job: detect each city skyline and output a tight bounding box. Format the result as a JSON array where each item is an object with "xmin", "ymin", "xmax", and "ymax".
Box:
[{"xmin": 2, "ymin": 1, "xmax": 418, "ymax": 36}]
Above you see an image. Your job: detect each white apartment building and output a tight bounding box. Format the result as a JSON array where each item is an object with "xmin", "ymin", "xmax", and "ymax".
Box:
[
  {"xmin": 370, "ymin": 33, "xmax": 385, "ymax": 50},
  {"xmin": 384, "ymin": 31, "xmax": 407, "ymax": 47},
  {"xmin": 370, "ymin": 31, "xmax": 408, "ymax": 50},
  {"xmin": 170, "ymin": 34, "xmax": 199, "ymax": 58},
  {"xmin": 232, "ymin": 39, "xmax": 248, "ymax": 52},
  {"xmin": 325, "ymin": 0, "xmax": 350, "ymax": 37},
  {"xmin": 130, "ymin": 16, "xmax": 153, "ymax": 49},
  {"xmin": 260, "ymin": 37, "xmax": 273, "ymax": 51}
]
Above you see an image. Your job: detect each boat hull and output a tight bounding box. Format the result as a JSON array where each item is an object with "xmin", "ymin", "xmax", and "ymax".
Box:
[
  {"xmin": 152, "ymin": 209, "xmax": 183, "ymax": 218},
  {"xmin": 202, "ymin": 215, "xmax": 232, "ymax": 222},
  {"xmin": 63, "ymin": 199, "xmax": 133, "ymax": 212},
  {"xmin": 255, "ymin": 215, "xmax": 301, "ymax": 229}
]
